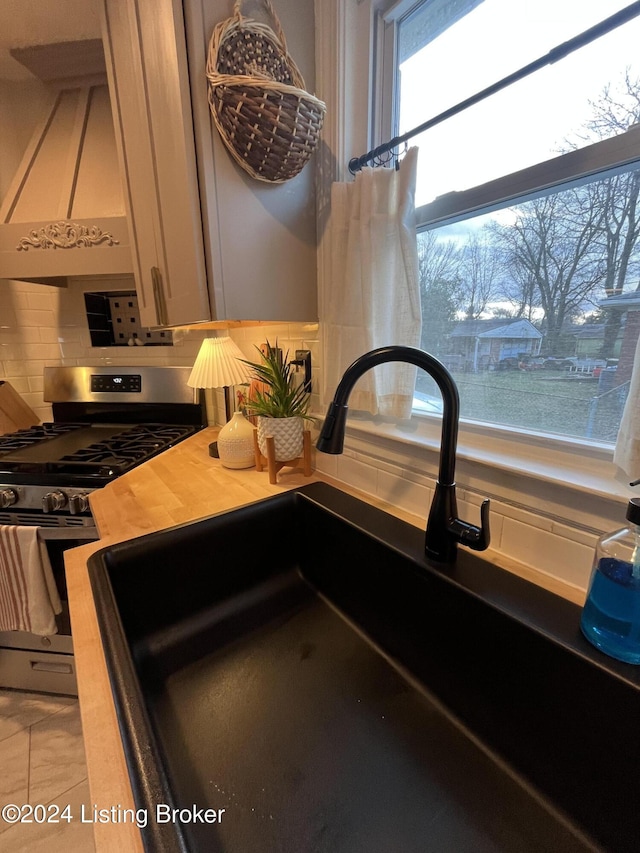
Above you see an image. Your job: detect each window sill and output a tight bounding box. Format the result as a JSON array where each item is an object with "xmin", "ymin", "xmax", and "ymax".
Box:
[{"xmin": 313, "ymin": 409, "xmax": 635, "ymax": 535}]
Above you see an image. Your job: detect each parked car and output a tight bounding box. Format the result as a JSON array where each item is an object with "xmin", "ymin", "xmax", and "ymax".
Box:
[{"xmin": 541, "ymin": 356, "xmax": 608, "ymax": 376}]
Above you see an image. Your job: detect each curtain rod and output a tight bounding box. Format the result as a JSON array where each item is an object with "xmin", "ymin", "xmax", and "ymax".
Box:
[{"xmin": 349, "ymin": 0, "xmax": 640, "ymax": 175}]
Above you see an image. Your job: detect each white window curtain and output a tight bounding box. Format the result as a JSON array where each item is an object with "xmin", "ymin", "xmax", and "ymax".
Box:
[
  {"xmin": 320, "ymin": 147, "xmax": 422, "ymax": 418},
  {"xmin": 614, "ymin": 332, "xmax": 640, "ymax": 479}
]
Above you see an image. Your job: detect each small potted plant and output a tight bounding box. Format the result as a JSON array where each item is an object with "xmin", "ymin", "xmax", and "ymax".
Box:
[{"xmin": 243, "ymin": 341, "xmax": 311, "ymax": 461}]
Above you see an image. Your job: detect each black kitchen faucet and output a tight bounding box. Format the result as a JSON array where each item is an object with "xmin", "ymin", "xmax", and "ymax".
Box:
[{"xmin": 317, "ymin": 346, "xmax": 490, "ymax": 563}]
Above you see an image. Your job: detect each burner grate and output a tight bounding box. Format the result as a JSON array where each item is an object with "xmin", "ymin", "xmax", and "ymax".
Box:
[
  {"xmin": 49, "ymin": 424, "xmax": 197, "ymax": 476},
  {"xmin": 0, "ymin": 423, "xmax": 84, "ymax": 456}
]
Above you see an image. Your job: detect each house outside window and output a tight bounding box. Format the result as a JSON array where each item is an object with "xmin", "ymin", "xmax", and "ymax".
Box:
[{"xmin": 381, "ymin": 0, "xmax": 640, "ymax": 445}]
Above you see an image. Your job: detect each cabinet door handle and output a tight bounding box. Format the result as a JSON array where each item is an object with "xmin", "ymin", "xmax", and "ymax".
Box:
[{"xmin": 151, "ymin": 266, "xmax": 168, "ymax": 326}]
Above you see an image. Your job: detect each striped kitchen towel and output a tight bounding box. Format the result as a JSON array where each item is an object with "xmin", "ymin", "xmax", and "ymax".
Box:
[{"xmin": 0, "ymin": 526, "xmax": 61, "ymax": 636}]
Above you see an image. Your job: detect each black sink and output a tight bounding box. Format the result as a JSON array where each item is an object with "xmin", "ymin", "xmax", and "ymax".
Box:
[{"xmin": 89, "ymin": 482, "xmax": 640, "ymax": 853}]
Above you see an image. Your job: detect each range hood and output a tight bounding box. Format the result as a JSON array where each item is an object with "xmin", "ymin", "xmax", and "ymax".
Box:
[{"xmin": 0, "ymin": 41, "xmax": 133, "ymax": 286}]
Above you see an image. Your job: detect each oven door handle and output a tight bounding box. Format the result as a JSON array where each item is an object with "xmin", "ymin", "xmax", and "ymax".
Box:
[{"xmin": 37, "ymin": 528, "xmax": 99, "ymax": 542}]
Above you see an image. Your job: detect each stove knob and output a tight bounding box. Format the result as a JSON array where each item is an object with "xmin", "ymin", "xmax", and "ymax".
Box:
[
  {"xmin": 42, "ymin": 491, "xmax": 68, "ymax": 513},
  {"xmin": 0, "ymin": 488, "xmax": 17, "ymax": 508},
  {"xmin": 68, "ymin": 493, "xmax": 90, "ymax": 515}
]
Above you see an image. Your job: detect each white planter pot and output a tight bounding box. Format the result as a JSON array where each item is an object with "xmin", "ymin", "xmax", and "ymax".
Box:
[
  {"xmin": 217, "ymin": 411, "xmax": 256, "ymax": 469},
  {"xmin": 257, "ymin": 416, "xmax": 304, "ymax": 461}
]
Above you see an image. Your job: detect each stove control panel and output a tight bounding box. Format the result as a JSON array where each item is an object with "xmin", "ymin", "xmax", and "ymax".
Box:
[
  {"xmin": 91, "ymin": 374, "xmax": 142, "ymax": 393},
  {"xmin": 68, "ymin": 493, "xmax": 90, "ymax": 515},
  {"xmin": 44, "ymin": 365, "xmax": 196, "ymax": 405},
  {"xmin": 42, "ymin": 491, "xmax": 68, "ymax": 513},
  {"xmin": 0, "ymin": 488, "xmax": 17, "ymax": 508},
  {"xmin": 0, "ymin": 485, "xmax": 94, "ymax": 516},
  {"xmin": 42, "ymin": 490, "xmax": 89, "ymax": 515}
]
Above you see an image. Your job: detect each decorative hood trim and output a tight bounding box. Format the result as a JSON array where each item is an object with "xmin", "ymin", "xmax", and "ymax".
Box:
[{"xmin": 0, "ymin": 76, "xmax": 132, "ymax": 285}]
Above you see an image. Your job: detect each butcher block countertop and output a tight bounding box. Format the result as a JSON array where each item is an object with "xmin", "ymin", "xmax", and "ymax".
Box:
[
  {"xmin": 65, "ymin": 426, "xmax": 404, "ymax": 853},
  {"xmin": 65, "ymin": 426, "xmax": 578, "ymax": 852}
]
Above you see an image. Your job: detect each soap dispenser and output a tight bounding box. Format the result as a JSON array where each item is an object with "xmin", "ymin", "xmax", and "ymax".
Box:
[{"xmin": 581, "ymin": 498, "xmax": 640, "ymax": 664}]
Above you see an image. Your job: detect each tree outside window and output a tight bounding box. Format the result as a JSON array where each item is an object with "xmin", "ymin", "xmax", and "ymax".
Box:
[{"xmin": 395, "ymin": 1, "xmax": 640, "ymax": 443}]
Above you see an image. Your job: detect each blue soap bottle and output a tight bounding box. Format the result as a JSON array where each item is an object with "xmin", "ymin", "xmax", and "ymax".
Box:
[{"xmin": 581, "ymin": 498, "xmax": 640, "ymax": 664}]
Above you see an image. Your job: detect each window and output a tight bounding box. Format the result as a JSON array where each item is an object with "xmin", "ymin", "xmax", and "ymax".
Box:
[{"xmin": 386, "ymin": 0, "xmax": 640, "ymax": 444}]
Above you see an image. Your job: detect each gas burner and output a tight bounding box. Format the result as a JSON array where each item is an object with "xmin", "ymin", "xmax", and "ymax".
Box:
[
  {"xmin": 49, "ymin": 423, "xmax": 197, "ymax": 477},
  {"xmin": 0, "ymin": 423, "xmax": 85, "ymax": 456}
]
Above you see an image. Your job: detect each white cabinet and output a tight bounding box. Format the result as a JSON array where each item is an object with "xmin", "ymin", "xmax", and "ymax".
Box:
[
  {"xmin": 99, "ymin": 0, "xmax": 211, "ymax": 327},
  {"xmin": 183, "ymin": 0, "xmax": 318, "ymax": 323},
  {"xmin": 100, "ymin": 0, "xmax": 318, "ymax": 327}
]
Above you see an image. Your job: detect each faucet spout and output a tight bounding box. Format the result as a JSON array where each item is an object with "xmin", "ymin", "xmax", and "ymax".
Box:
[{"xmin": 317, "ymin": 346, "xmax": 490, "ymax": 563}]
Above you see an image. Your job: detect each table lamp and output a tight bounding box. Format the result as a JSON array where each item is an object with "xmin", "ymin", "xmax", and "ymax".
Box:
[{"xmin": 187, "ymin": 335, "xmax": 255, "ymax": 468}]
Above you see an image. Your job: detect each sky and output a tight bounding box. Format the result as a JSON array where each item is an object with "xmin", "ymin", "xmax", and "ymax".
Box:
[{"xmin": 399, "ymin": 0, "xmax": 640, "ymax": 207}]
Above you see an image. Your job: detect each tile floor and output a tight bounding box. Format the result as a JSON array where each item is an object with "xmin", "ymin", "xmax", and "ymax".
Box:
[{"xmin": 0, "ymin": 689, "xmax": 95, "ymax": 852}]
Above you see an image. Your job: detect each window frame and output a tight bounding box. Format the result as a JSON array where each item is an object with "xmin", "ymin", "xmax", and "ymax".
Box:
[{"xmin": 377, "ymin": 0, "xmax": 640, "ymax": 452}]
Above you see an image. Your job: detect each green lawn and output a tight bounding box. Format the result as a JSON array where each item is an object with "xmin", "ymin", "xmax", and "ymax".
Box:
[{"xmin": 415, "ymin": 370, "xmax": 626, "ymax": 442}]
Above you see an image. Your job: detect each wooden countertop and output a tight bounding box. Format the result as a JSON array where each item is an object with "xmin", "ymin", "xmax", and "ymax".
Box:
[
  {"xmin": 65, "ymin": 427, "xmax": 363, "ymax": 852},
  {"xmin": 65, "ymin": 426, "xmax": 579, "ymax": 852}
]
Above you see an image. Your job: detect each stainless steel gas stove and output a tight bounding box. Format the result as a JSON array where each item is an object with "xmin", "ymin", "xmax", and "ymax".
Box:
[{"xmin": 0, "ymin": 365, "xmax": 206, "ymax": 694}]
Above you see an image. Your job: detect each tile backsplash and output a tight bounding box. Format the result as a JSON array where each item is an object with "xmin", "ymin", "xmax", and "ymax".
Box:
[
  {"xmin": 314, "ymin": 443, "xmax": 596, "ymax": 599},
  {"xmin": 0, "ymin": 276, "xmax": 318, "ymax": 426},
  {"xmin": 0, "ymin": 277, "xmax": 203, "ymax": 422}
]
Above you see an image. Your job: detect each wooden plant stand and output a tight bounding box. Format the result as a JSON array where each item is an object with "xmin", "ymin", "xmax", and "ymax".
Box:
[{"xmin": 253, "ymin": 429, "xmax": 313, "ymax": 484}]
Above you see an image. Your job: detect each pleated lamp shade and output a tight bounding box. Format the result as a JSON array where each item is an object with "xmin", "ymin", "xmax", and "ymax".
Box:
[{"xmin": 187, "ymin": 336, "xmax": 249, "ymax": 389}]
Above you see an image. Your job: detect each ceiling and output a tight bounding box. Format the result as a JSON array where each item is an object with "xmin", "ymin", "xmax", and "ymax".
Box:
[{"xmin": 0, "ymin": 0, "xmax": 101, "ymax": 81}]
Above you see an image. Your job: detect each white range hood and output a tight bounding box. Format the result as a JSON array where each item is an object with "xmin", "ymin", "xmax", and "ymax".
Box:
[{"xmin": 0, "ymin": 42, "xmax": 133, "ymax": 286}]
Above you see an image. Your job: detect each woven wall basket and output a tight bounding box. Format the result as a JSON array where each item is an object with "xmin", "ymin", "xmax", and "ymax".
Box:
[{"xmin": 206, "ymin": 0, "xmax": 326, "ymax": 183}]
